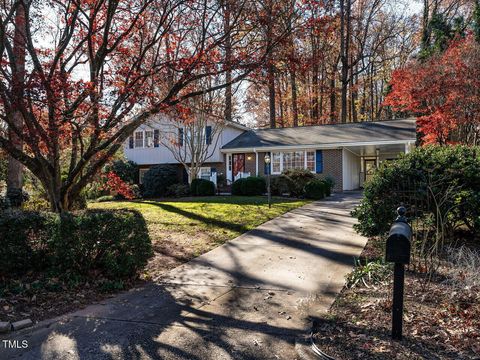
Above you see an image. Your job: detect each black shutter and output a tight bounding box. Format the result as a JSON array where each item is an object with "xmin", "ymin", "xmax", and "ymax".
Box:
[
  {"xmin": 154, "ymin": 130, "xmax": 160, "ymax": 147},
  {"xmin": 129, "ymin": 136, "xmax": 134, "ymax": 149},
  {"xmin": 206, "ymin": 126, "xmax": 212, "ymax": 145},
  {"xmin": 178, "ymin": 128, "xmax": 184, "ymax": 146}
]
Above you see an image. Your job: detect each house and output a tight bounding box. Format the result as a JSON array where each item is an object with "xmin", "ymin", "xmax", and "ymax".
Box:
[
  {"xmin": 124, "ymin": 117, "xmax": 416, "ymax": 192},
  {"xmin": 124, "ymin": 116, "xmax": 248, "ymax": 184}
]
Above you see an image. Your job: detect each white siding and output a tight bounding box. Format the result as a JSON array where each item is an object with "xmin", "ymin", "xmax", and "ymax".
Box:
[
  {"xmin": 123, "ymin": 115, "xmax": 245, "ymax": 165},
  {"xmin": 342, "ymin": 149, "xmax": 361, "ymax": 191}
]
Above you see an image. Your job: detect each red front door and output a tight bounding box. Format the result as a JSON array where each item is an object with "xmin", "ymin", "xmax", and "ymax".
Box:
[{"xmin": 232, "ymin": 154, "xmax": 245, "ymax": 180}]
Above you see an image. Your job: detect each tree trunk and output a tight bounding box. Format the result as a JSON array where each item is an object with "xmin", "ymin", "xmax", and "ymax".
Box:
[
  {"xmin": 223, "ymin": 0, "xmax": 233, "ymax": 122},
  {"xmin": 7, "ymin": 1, "xmax": 27, "ymax": 206},
  {"xmin": 266, "ymin": 2, "xmax": 276, "ymax": 128},
  {"xmin": 340, "ymin": 0, "xmax": 351, "ymax": 123}
]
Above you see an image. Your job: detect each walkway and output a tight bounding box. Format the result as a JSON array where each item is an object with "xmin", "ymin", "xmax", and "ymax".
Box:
[{"xmin": 3, "ymin": 193, "xmax": 366, "ymax": 360}]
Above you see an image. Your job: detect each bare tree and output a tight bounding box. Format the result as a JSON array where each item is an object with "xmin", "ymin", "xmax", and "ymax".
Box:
[{"xmin": 160, "ymin": 91, "xmax": 224, "ymax": 183}]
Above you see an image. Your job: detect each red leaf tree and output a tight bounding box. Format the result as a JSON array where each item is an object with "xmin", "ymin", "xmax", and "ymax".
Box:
[
  {"xmin": 384, "ymin": 34, "xmax": 480, "ymax": 146},
  {"xmin": 0, "ymin": 0, "xmax": 284, "ymax": 212}
]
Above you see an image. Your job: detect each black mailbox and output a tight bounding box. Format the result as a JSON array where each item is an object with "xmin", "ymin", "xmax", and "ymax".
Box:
[{"xmin": 385, "ymin": 208, "xmax": 412, "ymax": 265}]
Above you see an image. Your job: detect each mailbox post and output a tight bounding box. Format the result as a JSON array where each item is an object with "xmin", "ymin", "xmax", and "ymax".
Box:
[{"xmin": 385, "ymin": 206, "xmax": 412, "ymax": 341}]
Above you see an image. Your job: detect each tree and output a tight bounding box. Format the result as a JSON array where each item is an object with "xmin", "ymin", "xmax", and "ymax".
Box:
[
  {"xmin": 384, "ymin": 34, "xmax": 480, "ymax": 145},
  {"xmin": 6, "ymin": 0, "xmax": 29, "ymax": 206},
  {"xmin": 0, "ymin": 0, "xmax": 282, "ymax": 212},
  {"xmin": 160, "ymin": 90, "xmax": 224, "ymax": 183}
]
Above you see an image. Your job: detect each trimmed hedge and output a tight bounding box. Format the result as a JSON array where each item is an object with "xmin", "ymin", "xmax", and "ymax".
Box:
[
  {"xmin": 167, "ymin": 184, "xmax": 190, "ymax": 198},
  {"xmin": 191, "ymin": 178, "xmax": 215, "ymax": 196},
  {"xmin": 304, "ymin": 179, "xmax": 327, "ymax": 200},
  {"xmin": 142, "ymin": 165, "xmax": 178, "ymax": 198},
  {"xmin": 232, "ymin": 177, "xmax": 266, "ymax": 196},
  {"xmin": 0, "ymin": 210, "xmax": 152, "ymax": 278}
]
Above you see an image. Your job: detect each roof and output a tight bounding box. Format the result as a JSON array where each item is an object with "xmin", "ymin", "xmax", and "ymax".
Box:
[{"xmin": 221, "ymin": 118, "xmax": 416, "ymax": 150}]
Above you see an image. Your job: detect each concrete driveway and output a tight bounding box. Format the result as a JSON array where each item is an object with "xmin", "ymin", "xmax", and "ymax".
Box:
[{"xmin": 1, "ymin": 193, "xmax": 366, "ymax": 360}]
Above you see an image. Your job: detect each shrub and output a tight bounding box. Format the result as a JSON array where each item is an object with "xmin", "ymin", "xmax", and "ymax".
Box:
[
  {"xmin": 269, "ymin": 175, "xmax": 290, "ymax": 196},
  {"xmin": 352, "ymin": 146, "xmax": 480, "ymax": 248},
  {"xmin": 5, "ymin": 188, "xmax": 29, "ymax": 207},
  {"xmin": 323, "ymin": 176, "xmax": 335, "ymax": 196},
  {"xmin": 232, "ymin": 177, "xmax": 266, "ymax": 196},
  {"xmin": 0, "ymin": 209, "xmax": 152, "ymax": 278},
  {"xmin": 142, "ymin": 165, "xmax": 178, "ymax": 198},
  {"xmin": 104, "ymin": 159, "xmax": 138, "ymax": 184},
  {"xmin": 304, "ymin": 179, "xmax": 327, "ymax": 200},
  {"xmin": 281, "ymin": 169, "xmax": 315, "ymax": 197},
  {"xmin": 191, "ymin": 178, "xmax": 215, "ymax": 196},
  {"xmin": 167, "ymin": 183, "xmax": 190, "ymax": 198}
]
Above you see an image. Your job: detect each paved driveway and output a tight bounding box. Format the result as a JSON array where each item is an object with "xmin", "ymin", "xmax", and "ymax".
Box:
[{"xmin": 2, "ymin": 193, "xmax": 366, "ymax": 360}]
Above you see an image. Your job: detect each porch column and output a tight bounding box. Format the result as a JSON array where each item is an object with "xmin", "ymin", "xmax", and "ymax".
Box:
[
  {"xmin": 405, "ymin": 142, "xmax": 412, "ymax": 154},
  {"xmin": 255, "ymin": 150, "xmax": 259, "ymax": 176},
  {"xmin": 376, "ymin": 148, "xmax": 380, "ymax": 167}
]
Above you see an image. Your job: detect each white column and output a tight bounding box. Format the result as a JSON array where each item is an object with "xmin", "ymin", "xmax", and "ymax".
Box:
[
  {"xmin": 255, "ymin": 150, "xmax": 259, "ymax": 176},
  {"xmin": 405, "ymin": 142, "xmax": 411, "ymax": 154}
]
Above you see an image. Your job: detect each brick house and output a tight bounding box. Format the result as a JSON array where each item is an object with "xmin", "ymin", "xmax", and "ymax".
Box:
[{"xmin": 125, "ymin": 118, "xmax": 416, "ymax": 192}]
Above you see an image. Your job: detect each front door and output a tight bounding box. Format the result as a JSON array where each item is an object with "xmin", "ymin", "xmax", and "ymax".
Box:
[
  {"xmin": 365, "ymin": 159, "xmax": 377, "ymax": 183},
  {"xmin": 232, "ymin": 153, "xmax": 245, "ymax": 181}
]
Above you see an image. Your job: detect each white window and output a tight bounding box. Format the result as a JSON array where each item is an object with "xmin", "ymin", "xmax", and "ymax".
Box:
[
  {"xmin": 145, "ymin": 131, "xmax": 153, "ymax": 148},
  {"xmin": 272, "ymin": 152, "xmax": 281, "ymax": 173},
  {"xmin": 271, "ymin": 150, "xmax": 315, "ymax": 174},
  {"xmin": 134, "ymin": 131, "xmax": 144, "ymax": 148},
  {"xmin": 306, "ymin": 151, "xmax": 315, "ymax": 171},
  {"xmin": 139, "ymin": 169, "xmax": 148, "ymax": 184},
  {"xmin": 199, "ymin": 167, "xmax": 211, "ymax": 180}
]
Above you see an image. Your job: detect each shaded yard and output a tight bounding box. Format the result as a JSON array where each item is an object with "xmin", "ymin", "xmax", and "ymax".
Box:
[
  {"xmin": 90, "ymin": 196, "xmax": 310, "ymax": 281},
  {"xmin": 1, "ymin": 196, "xmax": 308, "ymax": 324}
]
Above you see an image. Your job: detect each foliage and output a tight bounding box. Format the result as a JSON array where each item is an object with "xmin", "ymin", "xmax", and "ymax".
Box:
[
  {"xmin": 352, "ymin": 146, "xmax": 480, "ymax": 260},
  {"xmin": 346, "ymin": 258, "xmax": 392, "ymax": 288},
  {"xmin": 142, "ymin": 165, "xmax": 178, "ymax": 198},
  {"xmin": 385, "ymin": 35, "xmax": 480, "ymax": 145},
  {"xmin": 0, "ymin": 210, "xmax": 152, "ymax": 278},
  {"xmin": 166, "ymin": 184, "xmax": 190, "ymax": 198},
  {"xmin": 5, "ymin": 188, "xmax": 29, "ymax": 208},
  {"xmin": 323, "ymin": 176, "xmax": 335, "ymax": 196},
  {"xmin": 269, "ymin": 175, "xmax": 290, "ymax": 196},
  {"xmin": 104, "ymin": 160, "xmax": 138, "ymax": 184},
  {"xmin": 0, "ymin": 0, "xmax": 280, "ymax": 212},
  {"xmin": 191, "ymin": 178, "xmax": 215, "ymax": 196},
  {"xmin": 304, "ymin": 179, "xmax": 327, "ymax": 200},
  {"xmin": 103, "ymin": 171, "xmax": 136, "ymax": 200},
  {"xmin": 231, "ymin": 177, "xmax": 266, "ymax": 196},
  {"xmin": 281, "ymin": 169, "xmax": 315, "ymax": 197}
]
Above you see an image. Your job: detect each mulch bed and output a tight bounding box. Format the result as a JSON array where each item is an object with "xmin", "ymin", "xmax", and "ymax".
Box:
[{"xmin": 312, "ymin": 239, "xmax": 480, "ymax": 360}]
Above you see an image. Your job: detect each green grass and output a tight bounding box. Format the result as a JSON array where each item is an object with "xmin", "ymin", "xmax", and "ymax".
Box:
[{"xmin": 90, "ymin": 196, "xmax": 309, "ymax": 247}]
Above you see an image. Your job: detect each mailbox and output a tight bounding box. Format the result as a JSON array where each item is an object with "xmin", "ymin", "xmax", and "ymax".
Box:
[{"xmin": 385, "ymin": 208, "xmax": 412, "ymax": 265}]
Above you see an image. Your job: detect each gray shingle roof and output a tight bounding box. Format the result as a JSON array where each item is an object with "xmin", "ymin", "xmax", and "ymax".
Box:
[{"xmin": 222, "ymin": 118, "xmax": 416, "ymax": 150}]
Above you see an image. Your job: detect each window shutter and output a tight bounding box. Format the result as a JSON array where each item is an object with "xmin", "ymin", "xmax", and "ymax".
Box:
[
  {"xmin": 129, "ymin": 136, "xmax": 134, "ymax": 149},
  {"xmin": 315, "ymin": 150, "xmax": 323, "ymax": 173},
  {"xmin": 205, "ymin": 126, "xmax": 212, "ymax": 145},
  {"xmin": 211, "ymin": 167, "xmax": 217, "ymax": 175},
  {"xmin": 154, "ymin": 130, "xmax": 160, "ymax": 147},
  {"xmin": 178, "ymin": 128, "xmax": 184, "ymax": 146}
]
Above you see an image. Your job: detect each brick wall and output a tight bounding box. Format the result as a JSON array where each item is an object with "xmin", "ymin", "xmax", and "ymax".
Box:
[{"xmin": 318, "ymin": 149, "xmax": 343, "ymax": 192}]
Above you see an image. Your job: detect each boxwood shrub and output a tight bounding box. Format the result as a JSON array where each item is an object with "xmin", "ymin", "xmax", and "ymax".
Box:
[
  {"xmin": 191, "ymin": 178, "xmax": 215, "ymax": 196},
  {"xmin": 232, "ymin": 177, "xmax": 266, "ymax": 196},
  {"xmin": 304, "ymin": 179, "xmax": 327, "ymax": 200},
  {"xmin": 0, "ymin": 209, "xmax": 152, "ymax": 279}
]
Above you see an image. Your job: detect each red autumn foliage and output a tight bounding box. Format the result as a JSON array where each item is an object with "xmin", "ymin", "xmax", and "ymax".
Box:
[
  {"xmin": 102, "ymin": 171, "xmax": 135, "ymax": 200},
  {"xmin": 384, "ymin": 35, "xmax": 480, "ymax": 145}
]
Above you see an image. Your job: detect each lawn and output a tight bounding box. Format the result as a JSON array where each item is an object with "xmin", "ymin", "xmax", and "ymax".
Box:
[{"xmin": 90, "ymin": 196, "xmax": 310, "ymax": 280}]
